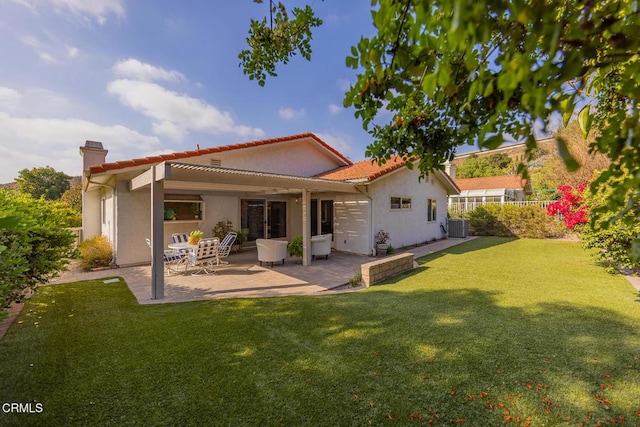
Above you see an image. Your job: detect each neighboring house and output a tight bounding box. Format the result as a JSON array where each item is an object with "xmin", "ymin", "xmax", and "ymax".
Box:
[
  {"xmin": 80, "ymin": 133, "xmax": 458, "ymax": 295},
  {"xmin": 448, "ymin": 174, "xmax": 532, "ymax": 210}
]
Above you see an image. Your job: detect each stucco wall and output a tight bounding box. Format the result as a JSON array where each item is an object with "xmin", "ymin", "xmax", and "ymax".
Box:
[
  {"xmin": 81, "ymin": 186, "xmax": 103, "ymax": 240},
  {"xmin": 114, "ymin": 181, "xmax": 150, "ymax": 266},
  {"xmin": 101, "ymin": 187, "xmax": 115, "ymax": 244},
  {"xmin": 369, "ymin": 168, "xmax": 449, "ymax": 249},
  {"xmin": 178, "ymin": 138, "xmax": 343, "ymax": 177}
]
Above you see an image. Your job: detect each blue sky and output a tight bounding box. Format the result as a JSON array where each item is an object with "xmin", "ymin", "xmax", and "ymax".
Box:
[{"xmin": 0, "ymin": 0, "xmax": 383, "ymax": 182}]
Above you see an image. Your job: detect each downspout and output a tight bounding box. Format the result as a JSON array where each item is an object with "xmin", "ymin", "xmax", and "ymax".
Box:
[{"xmin": 355, "ymin": 185, "xmax": 374, "ymax": 256}]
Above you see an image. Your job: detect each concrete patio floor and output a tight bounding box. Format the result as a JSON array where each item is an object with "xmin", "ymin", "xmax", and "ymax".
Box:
[{"xmin": 50, "ymin": 237, "xmax": 477, "ymax": 304}]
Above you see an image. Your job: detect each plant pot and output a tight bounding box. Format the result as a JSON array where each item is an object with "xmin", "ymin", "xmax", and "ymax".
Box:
[
  {"xmin": 376, "ymin": 243, "xmax": 388, "ymax": 256},
  {"xmin": 188, "ymin": 237, "xmax": 201, "ymax": 245}
]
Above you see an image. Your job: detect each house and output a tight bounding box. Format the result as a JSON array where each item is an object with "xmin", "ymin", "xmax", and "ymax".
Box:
[
  {"xmin": 447, "ymin": 174, "xmax": 532, "ymax": 211},
  {"xmin": 80, "ymin": 133, "xmax": 459, "ymax": 297}
]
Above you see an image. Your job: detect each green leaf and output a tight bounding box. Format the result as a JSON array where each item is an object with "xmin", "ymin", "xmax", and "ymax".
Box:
[
  {"xmin": 0, "ymin": 215, "xmax": 21, "ymax": 229},
  {"xmin": 556, "ymin": 136, "xmax": 580, "ymax": 172},
  {"xmin": 346, "ymin": 56, "xmax": 359, "ymax": 69},
  {"xmin": 558, "ymin": 96, "xmax": 573, "ymax": 128},
  {"xmin": 577, "ymin": 105, "xmax": 592, "ymax": 139},
  {"xmin": 422, "ymin": 73, "xmax": 437, "ymax": 96}
]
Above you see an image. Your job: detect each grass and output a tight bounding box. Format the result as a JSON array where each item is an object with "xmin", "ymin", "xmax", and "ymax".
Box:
[{"xmin": 1, "ymin": 237, "xmax": 639, "ymax": 426}]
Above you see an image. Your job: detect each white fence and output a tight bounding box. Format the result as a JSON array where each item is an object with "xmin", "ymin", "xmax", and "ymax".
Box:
[{"xmin": 448, "ymin": 200, "xmax": 553, "ymax": 216}]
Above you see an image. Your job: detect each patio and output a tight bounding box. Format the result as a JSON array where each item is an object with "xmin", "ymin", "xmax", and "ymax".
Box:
[{"xmin": 51, "ymin": 237, "xmax": 476, "ymax": 304}]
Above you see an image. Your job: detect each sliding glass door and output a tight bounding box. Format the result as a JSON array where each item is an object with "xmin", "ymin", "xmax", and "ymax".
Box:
[
  {"xmin": 310, "ymin": 199, "xmax": 334, "ymax": 237},
  {"xmin": 241, "ymin": 199, "xmax": 265, "ymax": 242},
  {"xmin": 241, "ymin": 199, "xmax": 287, "ymax": 241}
]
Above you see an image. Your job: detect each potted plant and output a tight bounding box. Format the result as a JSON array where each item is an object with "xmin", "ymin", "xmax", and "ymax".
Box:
[
  {"xmin": 288, "ymin": 235, "xmax": 303, "ymax": 262},
  {"xmin": 212, "ymin": 220, "xmax": 233, "ymax": 240},
  {"xmin": 188, "ymin": 230, "xmax": 203, "ymax": 245},
  {"xmin": 375, "ymin": 229, "xmax": 390, "ymax": 256},
  {"xmin": 232, "ymin": 229, "xmax": 247, "ymax": 252},
  {"xmin": 191, "ymin": 204, "xmax": 201, "ymax": 220}
]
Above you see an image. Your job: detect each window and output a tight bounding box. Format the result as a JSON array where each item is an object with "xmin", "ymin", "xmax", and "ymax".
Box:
[
  {"xmin": 391, "ymin": 196, "xmax": 411, "ymax": 210},
  {"xmin": 427, "ymin": 199, "xmax": 437, "ymax": 222}
]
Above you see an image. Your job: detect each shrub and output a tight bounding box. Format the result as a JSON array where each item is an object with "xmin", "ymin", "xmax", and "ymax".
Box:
[
  {"xmin": 78, "ymin": 236, "xmax": 113, "ymax": 270},
  {"xmin": 468, "ymin": 204, "xmax": 564, "ymax": 238},
  {"xmin": 579, "ymin": 171, "xmax": 640, "ymax": 274},
  {"xmin": 349, "ymin": 272, "xmax": 363, "ymax": 287},
  {"xmin": 0, "ymin": 190, "xmax": 76, "ymax": 307},
  {"xmin": 212, "ymin": 220, "xmax": 233, "ymax": 240},
  {"xmin": 546, "ymin": 184, "xmax": 589, "ymax": 230},
  {"xmin": 288, "ymin": 236, "xmax": 303, "ymax": 258}
]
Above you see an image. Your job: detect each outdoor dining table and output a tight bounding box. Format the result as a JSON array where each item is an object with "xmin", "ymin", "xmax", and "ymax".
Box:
[{"xmin": 167, "ymin": 239, "xmax": 219, "ymax": 274}]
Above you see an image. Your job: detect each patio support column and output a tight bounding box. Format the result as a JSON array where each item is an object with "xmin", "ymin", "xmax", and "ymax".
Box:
[
  {"xmin": 301, "ymin": 189, "xmax": 312, "ymax": 266},
  {"xmin": 151, "ymin": 165, "xmax": 165, "ymax": 299}
]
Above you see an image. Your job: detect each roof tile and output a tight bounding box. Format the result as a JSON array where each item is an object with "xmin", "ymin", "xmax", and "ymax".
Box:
[
  {"xmin": 88, "ymin": 133, "xmax": 352, "ymax": 175},
  {"xmin": 317, "ymin": 156, "xmax": 407, "ymax": 181},
  {"xmin": 455, "ymin": 175, "xmax": 527, "ymax": 190}
]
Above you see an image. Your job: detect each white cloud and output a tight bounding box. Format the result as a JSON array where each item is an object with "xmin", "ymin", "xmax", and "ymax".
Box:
[
  {"xmin": 14, "ymin": 0, "xmax": 125, "ymax": 25},
  {"xmin": 0, "ymin": 111, "xmax": 160, "ymax": 182},
  {"xmin": 67, "ymin": 46, "xmax": 79, "ymax": 58},
  {"xmin": 278, "ymin": 107, "xmax": 305, "ymax": 120},
  {"xmin": 328, "ymin": 104, "xmax": 342, "ymax": 114},
  {"xmin": 112, "ymin": 58, "xmax": 186, "ymax": 83},
  {"xmin": 314, "ymin": 131, "xmax": 354, "ymax": 157},
  {"xmin": 20, "ymin": 35, "xmax": 41, "ymax": 48},
  {"xmin": 0, "ymin": 88, "xmax": 22, "ymax": 110},
  {"xmin": 20, "ymin": 35, "xmax": 58, "ymax": 63},
  {"xmin": 38, "ymin": 51, "xmax": 57, "ymax": 63},
  {"xmin": 107, "ymin": 79, "xmax": 265, "ymax": 141}
]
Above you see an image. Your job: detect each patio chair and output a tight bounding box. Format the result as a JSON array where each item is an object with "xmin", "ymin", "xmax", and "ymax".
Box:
[
  {"xmin": 216, "ymin": 232, "xmax": 237, "ymax": 265},
  {"xmin": 146, "ymin": 238, "xmax": 186, "ymax": 275},
  {"xmin": 256, "ymin": 239, "xmax": 288, "ymax": 267},
  {"xmin": 311, "ymin": 233, "xmax": 332, "ymax": 260},
  {"xmin": 186, "ymin": 238, "xmax": 219, "ymax": 275},
  {"xmin": 170, "ymin": 233, "xmax": 190, "ymax": 254}
]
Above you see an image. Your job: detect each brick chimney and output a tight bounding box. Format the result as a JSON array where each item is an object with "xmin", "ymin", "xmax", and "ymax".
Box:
[{"xmin": 79, "ymin": 140, "xmax": 108, "ymax": 173}]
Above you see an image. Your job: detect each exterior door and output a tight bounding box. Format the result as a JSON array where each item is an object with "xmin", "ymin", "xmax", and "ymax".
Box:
[
  {"xmin": 241, "ymin": 199, "xmax": 265, "ymax": 242},
  {"xmin": 310, "ymin": 199, "xmax": 333, "ymax": 237},
  {"xmin": 267, "ymin": 201, "xmax": 287, "ymax": 238},
  {"xmin": 241, "ymin": 199, "xmax": 287, "ymax": 241}
]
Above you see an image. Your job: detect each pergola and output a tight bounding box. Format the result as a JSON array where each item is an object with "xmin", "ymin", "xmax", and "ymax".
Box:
[{"xmin": 129, "ymin": 161, "xmax": 361, "ymax": 299}]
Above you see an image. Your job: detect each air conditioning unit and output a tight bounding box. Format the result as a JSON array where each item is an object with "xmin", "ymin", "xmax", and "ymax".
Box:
[{"xmin": 448, "ymin": 219, "xmax": 468, "ymax": 238}]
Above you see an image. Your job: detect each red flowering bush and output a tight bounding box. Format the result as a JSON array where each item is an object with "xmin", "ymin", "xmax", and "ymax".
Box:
[{"xmin": 546, "ymin": 184, "xmax": 589, "ymax": 230}]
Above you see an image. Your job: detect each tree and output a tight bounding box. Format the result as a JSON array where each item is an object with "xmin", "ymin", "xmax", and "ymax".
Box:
[
  {"xmin": 457, "ymin": 153, "xmax": 513, "ymax": 178},
  {"xmin": 15, "ymin": 166, "xmax": 71, "ymax": 200},
  {"xmin": 243, "ymin": 0, "xmax": 639, "ymax": 258},
  {"xmin": 60, "ymin": 184, "xmax": 82, "ymax": 227},
  {"xmin": 531, "ymin": 122, "xmax": 610, "ymax": 192},
  {"xmin": 239, "ymin": 1, "xmax": 322, "ymax": 87}
]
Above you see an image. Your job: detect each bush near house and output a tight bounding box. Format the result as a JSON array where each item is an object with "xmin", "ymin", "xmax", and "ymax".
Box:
[
  {"xmin": 0, "ymin": 190, "xmax": 76, "ymax": 307},
  {"xmin": 78, "ymin": 236, "xmax": 113, "ymax": 270},
  {"xmin": 468, "ymin": 204, "xmax": 564, "ymax": 239}
]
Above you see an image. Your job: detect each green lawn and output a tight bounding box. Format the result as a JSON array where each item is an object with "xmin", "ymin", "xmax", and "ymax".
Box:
[{"xmin": 1, "ymin": 237, "xmax": 639, "ymax": 426}]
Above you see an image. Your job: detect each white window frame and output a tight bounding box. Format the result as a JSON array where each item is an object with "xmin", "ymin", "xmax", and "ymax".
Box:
[
  {"xmin": 391, "ymin": 196, "xmax": 412, "ymax": 211},
  {"xmin": 427, "ymin": 198, "xmax": 437, "ymax": 222}
]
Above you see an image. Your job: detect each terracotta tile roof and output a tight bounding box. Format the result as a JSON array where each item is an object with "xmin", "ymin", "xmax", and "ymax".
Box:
[
  {"xmin": 89, "ymin": 133, "xmax": 352, "ymax": 174},
  {"xmin": 455, "ymin": 175, "xmax": 528, "ymax": 191},
  {"xmin": 316, "ymin": 156, "xmax": 407, "ymax": 181}
]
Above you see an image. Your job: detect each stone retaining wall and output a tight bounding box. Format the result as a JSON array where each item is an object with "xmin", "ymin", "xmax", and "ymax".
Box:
[{"xmin": 361, "ymin": 253, "xmax": 414, "ymax": 286}]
